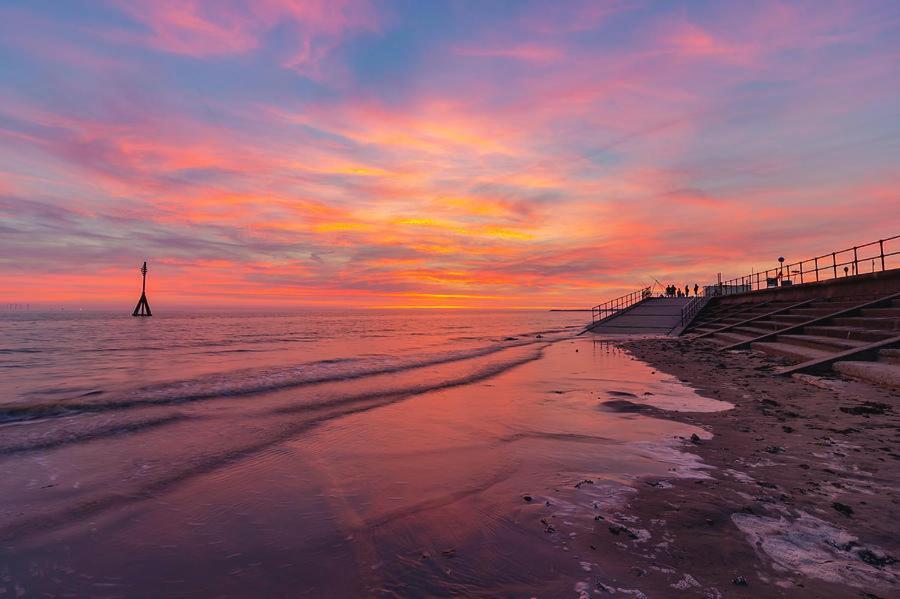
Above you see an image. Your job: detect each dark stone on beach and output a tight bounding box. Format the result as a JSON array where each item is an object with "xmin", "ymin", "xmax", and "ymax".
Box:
[
  {"xmin": 608, "ymin": 524, "xmax": 637, "ymax": 539},
  {"xmin": 630, "ymin": 567, "xmax": 647, "ymax": 577},
  {"xmin": 840, "ymin": 402, "xmax": 890, "ymax": 416},
  {"xmin": 690, "ymin": 433, "xmax": 701, "ymax": 443},
  {"xmin": 575, "ymin": 479, "xmax": 594, "ymax": 488},
  {"xmin": 833, "ymin": 427, "xmax": 860, "ymax": 434},
  {"xmin": 540, "ymin": 518, "xmax": 555, "ymax": 533},
  {"xmin": 732, "ymin": 576, "xmax": 748, "ymax": 586},
  {"xmin": 782, "ymin": 426, "xmax": 794, "ymax": 433},
  {"xmin": 857, "ymin": 549, "xmax": 897, "ymax": 568},
  {"xmin": 441, "ymin": 548, "xmax": 456, "ymax": 558},
  {"xmin": 607, "ymin": 390, "xmax": 638, "ymax": 398},
  {"xmin": 523, "ymin": 495, "xmax": 533, "ymax": 502},
  {"xmin": 832, "ymin": 502, "xmax": 854, "ymax": 517},
  {"xmin": 601, "ymin": 400, "xmax": 649, "ymax": 413},
  {"xmin": 799, "ymin": 463, "xmax": 810, "ymax": 469},
  {"xmin": 594, "ymin": 514, "xmax": 605, "ymax": 521},
  {"xmin": 764, "ymin": 446, "xmax": 784, "ymax": 454},
  {"xmin": 504, "ymin": 337, "xmax": 518, "ymax": 341},
  {"xmin": 536, "ymin": 334, "xmax": 543, "ymax": 338}
]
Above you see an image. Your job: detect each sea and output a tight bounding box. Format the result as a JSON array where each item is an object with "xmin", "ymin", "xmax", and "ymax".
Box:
[
  {"xmin": 0, "ymin": 310, "xmax": 727, "ymax": 596},
  {"xmin": 0, "ymin": 310, "xmax": 585, "ymax": 416}
]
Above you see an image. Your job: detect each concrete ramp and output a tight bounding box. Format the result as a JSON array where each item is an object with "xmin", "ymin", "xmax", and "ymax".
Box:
[{"xmin": 583, "ymin": 297, "xmax": 693, "ymax": 335}]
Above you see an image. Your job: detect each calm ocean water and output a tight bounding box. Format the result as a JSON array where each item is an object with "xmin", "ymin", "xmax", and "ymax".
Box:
[{"xmin": 0, "ymin": 310, "xmax": 586, "ymax": 418}]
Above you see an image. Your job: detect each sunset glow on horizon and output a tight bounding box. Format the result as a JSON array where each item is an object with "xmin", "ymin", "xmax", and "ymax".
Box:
[{"xmin": 2, "ymin": 0, "xmax": 899, "ymax": 309}]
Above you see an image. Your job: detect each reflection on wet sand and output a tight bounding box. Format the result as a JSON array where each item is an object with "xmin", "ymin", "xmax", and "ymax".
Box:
[{"xmin": 0, "ymin": 337, "xmax": 728, "ymax": 596}]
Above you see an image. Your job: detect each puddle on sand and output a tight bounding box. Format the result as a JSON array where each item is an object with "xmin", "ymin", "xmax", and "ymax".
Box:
[{"xmin": 586, "ymin": 340, "xmax": 734, "ymax": 413}]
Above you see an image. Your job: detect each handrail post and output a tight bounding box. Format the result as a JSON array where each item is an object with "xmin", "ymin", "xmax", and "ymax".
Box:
[
  {"xmin": 880, "ymin": 239, "xmax": 885, "ymax": 271},
  {"xmin": 814, "ymin": 257, "xmax": 819, "ymax": 282},
  {"xmin": 853, "ymin": 246, "xmax": 858, "ymax": 275},
  {"xmin": 799, "ymin": 261, "xmax": 804, "ymax": 283},
  {"xmin": 832, "ymin": 252, "xmax": 837, "ymax": 279}
]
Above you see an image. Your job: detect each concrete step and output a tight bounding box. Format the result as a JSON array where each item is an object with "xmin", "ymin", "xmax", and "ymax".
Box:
[
  {"xmin": 701, "ymin": 312, "xmax": 747, "ymax": 323},
  {"xmin": 694, "ymin": 315, "xmax": 775, "ymax": 334},
  {"xmin": 731, "ymin": 325, "xmax": 774, "ymax": 337},
  {"xmin": 791, "ymin": 307, "xmax": 853, "ymax": 316},
  {"xmin": 831, "ymin": 316, "xmax": 900, "ymax": 331},
  {"xmin": 702, "ymin": 312, "xmax": 732, "ymax": 320},
  {"xmin": 803, "ymin": 326, "xmax": 896, "ymax": 342},
  {"xmin": 751, "ymin": 341, "xmax": 830, "ymax": 363},
  {"xmin": 880, "ymin": 348, "xmax": 900, "ymax": 365},
  {"xmin": 833, "ymin": 360, "xmax": 900, "ymax": 389},
  {"xmin": 861, "ymin": 307, "xmax": 900, "ymax": 317},
  {"xmin": 711, "ymin": 331, "xmax": 754, "ymax": 345},
  {"xmin": 776, "ymin": 334, "xmax": 868, "ymax": 353},
  {"xmin": 810, "ymin": 300, "xmax": 866, "ymax": 310},
  {"xmin": 689, "ymin": 326, "xmax": 716, "ymax": 335},
  {"xmin": 715, "ymin": 315, "xmax": 764, "ymax": 326},
  {"xmin": 747, "ymin": 320, "xmax": 786, "ymax": 331},
  {"xmin": 770, "ymin": 314, "xmax": 814, "ymax": 324}
]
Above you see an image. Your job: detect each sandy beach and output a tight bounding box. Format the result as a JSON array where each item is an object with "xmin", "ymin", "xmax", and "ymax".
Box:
[{"xmin": 608, "ymin": 337, "xmax": 900, "ymax": 597}]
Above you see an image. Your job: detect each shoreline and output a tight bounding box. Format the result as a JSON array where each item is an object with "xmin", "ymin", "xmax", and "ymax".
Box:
[
  {"xmin": 2, "ymin": 326, "xmax": 897, "ymax": 596},
  {"xmin": 596, "ymin": 336, "xmax": 900, "ymax": 597}
]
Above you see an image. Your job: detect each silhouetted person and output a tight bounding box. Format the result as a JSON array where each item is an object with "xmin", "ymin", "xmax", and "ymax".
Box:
[
  {"xmin": 694, "ymin": 283, "xmax": 699, "ymax": 296},
  {"xmin": 685, "ymin": 285, "xmax": 689, "ymax": 297}
]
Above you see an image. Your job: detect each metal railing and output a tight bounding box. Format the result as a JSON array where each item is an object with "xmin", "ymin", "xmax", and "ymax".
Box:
[
  {"xmin": 591, "ymin": 286, "xmax": 651, "ymax": 323},
  {"xmin": 711, "ymin": 235, "xmax": 899, "ymax": 297},
  {"xmin": 680, "ymin": 295, "xmax": 710, "ymax": 327}
]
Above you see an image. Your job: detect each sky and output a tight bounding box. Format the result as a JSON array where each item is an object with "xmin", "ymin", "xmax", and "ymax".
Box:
[{"xmin": 1, "ymin": 0, "xmax": 899, "ymax": 309}]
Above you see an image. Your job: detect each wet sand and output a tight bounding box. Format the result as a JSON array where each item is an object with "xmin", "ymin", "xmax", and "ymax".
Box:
[
  {"xmin": 610, "ymin": 337, "xmax": 900, "ymax": 598},
  {"xmin": 0, "ymin": 337, "xmax": 724, "ymax": 597}
]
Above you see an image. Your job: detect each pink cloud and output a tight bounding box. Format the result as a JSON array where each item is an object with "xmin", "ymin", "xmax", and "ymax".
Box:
[
  {"xmin": 109, "ymin": 0, "xmax": 379, "ymax": 75},
  {"xmin": 454, "ymin": 43, "xmax": 564, "ymax": 63}
]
